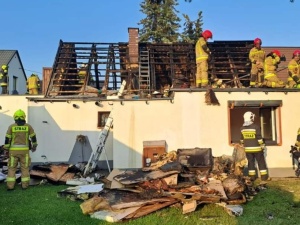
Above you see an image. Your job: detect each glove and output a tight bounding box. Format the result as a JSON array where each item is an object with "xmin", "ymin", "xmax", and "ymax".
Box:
[
  {"xmin": 260, "ymin": 144, "xmax": 265, "ymax": 150},
  {"xmin": 31, "ymin": 145, "xmax": 37, "ymax": 152}
]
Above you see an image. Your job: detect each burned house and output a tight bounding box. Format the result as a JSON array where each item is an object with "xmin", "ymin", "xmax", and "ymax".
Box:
[{"xmin": 0, "ymin": 28, "xmax": 299, "ymax": 179}]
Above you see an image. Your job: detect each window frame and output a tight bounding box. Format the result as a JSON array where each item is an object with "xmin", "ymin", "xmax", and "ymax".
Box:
[
  {"xmin": 97, "ymin": 111, "xmax": 110, "ymax": 129},
  {"xmin": 228, "ymin": 100, "xmax": 282, "ymax": 146}
]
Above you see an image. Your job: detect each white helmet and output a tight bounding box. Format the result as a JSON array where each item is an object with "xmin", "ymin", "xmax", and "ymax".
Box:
[{"xmin": 244, "ymin": 111, "xmax": 255, "ymax": 122}]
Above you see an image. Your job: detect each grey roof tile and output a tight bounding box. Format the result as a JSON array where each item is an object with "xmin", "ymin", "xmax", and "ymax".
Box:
[{"xmin": 0, "ymin": 50, "xmax": 16, "ymax": 66}]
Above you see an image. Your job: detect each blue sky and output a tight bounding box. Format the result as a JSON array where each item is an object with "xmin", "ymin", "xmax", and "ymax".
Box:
[{"xmin": 1, "ymin": 0, "xmax": 299, "ymax": 78}]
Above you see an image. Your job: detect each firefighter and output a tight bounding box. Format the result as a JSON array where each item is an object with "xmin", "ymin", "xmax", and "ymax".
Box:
[
  {"xmin": 249, "ymin": 38, "xmax": 265, "ymax": 87},
  {"xmin": 78, "ymin": 64, "xmax": 88, "ymax": 86},
  {"xmin": 4, "ymin": 109, "xmax": 38, "ymax": 190},
  {"xmin": 195, "ymin": 30, "xmax": 213, "ymax": 88},
  {"xmin": 240, "ymin": 111, "xmax": 269, "ymax": 184},
  {"xmin": 0, "ymin": 64, "xmax": 9, "ymax": 94},
  {"xmin": 262, "ymin": 50, "xmax": 286, "ymax": 88},
  {"xmin": 26, "ymin": 73, "xmax": 40, "ymax": 94},
  {"xmin": 287, "ymin": 50, "xmax": 300, "ymax": 88}
]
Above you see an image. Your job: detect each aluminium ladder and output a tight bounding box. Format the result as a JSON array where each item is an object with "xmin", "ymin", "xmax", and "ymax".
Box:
[
  {"xmin": 139, "ymin": 50, "xmax": 151, "ymax": 94},
  {"xmin": 83, "ymin": 80, "xmax": 126, "ymax": 177}
]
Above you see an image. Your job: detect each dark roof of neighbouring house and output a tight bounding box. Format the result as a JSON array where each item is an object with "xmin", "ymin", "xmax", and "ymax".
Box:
[
  {"xmin": 0, "ymin": 50, "xmax": 27, "ymax": 79},
  {"xmin": 0, "ymin": 50, "xmax": 16, "ymax": 66}
]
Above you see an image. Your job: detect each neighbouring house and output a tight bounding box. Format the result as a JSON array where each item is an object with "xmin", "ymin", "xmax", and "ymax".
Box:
[{"xmin": 0, "ymin": 50, "xmax": 27, "ymax": 94}]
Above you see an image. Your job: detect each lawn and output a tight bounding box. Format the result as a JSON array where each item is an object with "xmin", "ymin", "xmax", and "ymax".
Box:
[{"xmin": 1, "ymin": 178, "xmax": 300, "ymax": 225}]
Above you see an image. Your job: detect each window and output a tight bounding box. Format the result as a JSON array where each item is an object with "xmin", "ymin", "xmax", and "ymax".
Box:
[
  {"xmin": 228, "ymin": 100, "xmax": 282, "ymax": 146},
  {"xmin": 13, "ymin": 76, "xmax": 18, "ymax": 94},
  {"xmin": 97, "ymin": 111, "xmax": 110, "ymax": 128}
]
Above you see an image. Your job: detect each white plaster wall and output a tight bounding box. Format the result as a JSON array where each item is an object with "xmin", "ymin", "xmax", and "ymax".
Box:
[
  {"xmin": 27, "ymin": 99, "xmax": 114, "ymax": 164},
  {"xmin": 0, "ymin": 91, "xmax": 299, "ymax": 175},
  {"xmin": 112, "ymin": 91, "xmax": 299, "ymax": 171}
]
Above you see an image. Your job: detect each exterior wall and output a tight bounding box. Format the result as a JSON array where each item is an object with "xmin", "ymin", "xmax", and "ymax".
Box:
[
  {"xmin": 6, "ymin": 54, "xmax": 27, "ymax": 94},
  {"xmin": 0, "ymin": 90, "xmax": 299, "ymax": 177}
]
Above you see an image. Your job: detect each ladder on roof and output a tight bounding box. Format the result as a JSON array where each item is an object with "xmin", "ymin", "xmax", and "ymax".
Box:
[
  {"xmin": 83, "ymin": 80, "xmax": 126, "ymax": 177},
  {"xmin": 139, "ymin": 50, "xmax": 151, "ymax": 94}
]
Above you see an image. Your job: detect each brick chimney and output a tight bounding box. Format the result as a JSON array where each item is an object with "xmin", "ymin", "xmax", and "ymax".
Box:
[{"xmin": 128, "ymin": 28, "xmax": 139, "ymax": 65}]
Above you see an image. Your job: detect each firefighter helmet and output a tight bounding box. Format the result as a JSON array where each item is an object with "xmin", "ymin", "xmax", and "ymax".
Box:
[
  {"xmin": 1, "ymin": 65, "xmax": 8, "ymax": 70},
  {"xmin": 293, "ymin": 50, "xmax": 300, "ymax": 57},
  {"xmin": 254, "ymin": 38, "xmax": 262, "ymax": 45},
  {"xmin": 202, "ymin": 30, "xmax": 213, "ymax": 39},
  {"xmin": 13, "ymin": 109, "xmax": 26, "ymax": 120},
  {"xmin": 243, "ymin": 111, "xmax": 255, "ymax": 122},
  {"xmin": 272, "ymin": 50, "xmax": 281, "ymax": 57}
]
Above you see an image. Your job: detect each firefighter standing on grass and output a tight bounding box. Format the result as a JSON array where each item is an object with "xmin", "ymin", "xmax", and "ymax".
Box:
[
  {"xmin": 4, "ymin": 109, "xmax": 38, "ymax": 191},
  {"xmin": 195, "ymin": 30, "xmax": 213, "ymax": 88},
  {"xmin": 27, "ymin": 73, "xmax": 40, "ymax": 94},
  {"xmin": 262, "ymin": 50, "xmax": 286, "ymax": 88},
  {"xmin": 240, "ymin": 111, "xmax": 269, "ymax": 184},
  {"xmin": 249, "ymin": 38, "xmax": 265, "ymax": 87},
  {"xmin": 287, "ymin": 50, "xmax": 300, "ymax": 88}
]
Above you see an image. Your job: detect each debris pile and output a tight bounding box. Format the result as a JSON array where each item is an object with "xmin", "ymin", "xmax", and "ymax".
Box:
[{"xmin": 0, "ymin": 145, "xmax": 267, "ymax": 222}]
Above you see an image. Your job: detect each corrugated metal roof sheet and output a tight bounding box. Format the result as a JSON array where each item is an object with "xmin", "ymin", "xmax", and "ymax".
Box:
[{"xmin": 0, "ymin": 50, "xmax": 16, "ymax": 66}]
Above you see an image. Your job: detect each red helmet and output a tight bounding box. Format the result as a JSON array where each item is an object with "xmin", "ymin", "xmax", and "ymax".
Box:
[
  {"xmin": 254, "ymin": 38, "xmax": 262, "ymax": 45},
  {"xmin": 293, "ymin": 50, "xmax": 300, "ymax": 57},
  {"xmin": 272, "ymin": 50, "xmax": 281, "ymax": 57},
  {"xmin": 202, "ymin": 30, "xmax": 213, "ymax": 39}
]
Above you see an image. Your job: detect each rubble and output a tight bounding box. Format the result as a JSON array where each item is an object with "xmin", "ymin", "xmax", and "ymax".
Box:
[{"xmin": 0, "ymin": 145, "xmax": 267, "ymax": 222}]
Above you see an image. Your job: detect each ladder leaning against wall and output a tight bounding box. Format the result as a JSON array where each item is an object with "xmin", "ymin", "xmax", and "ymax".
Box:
[{"xmin": 83, "ymin": 80, "xmax": 126, "ymax": 177}]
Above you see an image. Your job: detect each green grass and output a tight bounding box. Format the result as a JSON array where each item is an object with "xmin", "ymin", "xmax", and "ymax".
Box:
[{"xmin": 1, "ymin": 179, "xmax": 300, "ymax": 225}]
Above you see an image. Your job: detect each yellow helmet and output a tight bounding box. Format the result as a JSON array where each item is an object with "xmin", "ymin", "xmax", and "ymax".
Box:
[
  {"xmin": 1, "ymin": 65, "xmax": 8, "ymax": 70},
  {"xmin": 13, "ymin": 109, "xmax": 26, "ymax": 120}
]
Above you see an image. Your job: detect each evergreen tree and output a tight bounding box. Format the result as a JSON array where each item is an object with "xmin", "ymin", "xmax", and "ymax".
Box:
[
  {"xmin": 181, "ymin": 11, "xmax": 203, "ymax": 43},
  {"xmin": 139, "ymin": 0, "xmax": 181, "ymax": 43}
]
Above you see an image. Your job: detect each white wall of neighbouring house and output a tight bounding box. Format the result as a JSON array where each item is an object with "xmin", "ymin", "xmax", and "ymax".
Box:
[
  {"xmin": 0, "ymin": 91, "xmax": 299, "ymax": 177},
  {"xmin": 7, "ymin": 54, "xmax": 27, "ymax": 95}
]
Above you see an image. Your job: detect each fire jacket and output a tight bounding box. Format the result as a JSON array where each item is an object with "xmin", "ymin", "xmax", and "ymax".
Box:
[
  {"xmin": 0, "ymin": 68, "xmax": 8, "ymax": 87},
  {"xmin": 195, "ymin": 37, "xmax": 210, "ymax": 62},
  {"xmin": 4, "ymin": 123, "xmax": 37, "ymax": 151},
  {"xmin": 240, "ymin": 123, "xmax": 264, "ymax": 153},
  {"xmin": 288, "ymin": 59, "xmax": 300, "ymax": 83},
  {"xmin": 249, "ymin": 47, "xmax": 265, "ymax": 64},
  {"xmin": 27, "ymin": 75, "xmax": 40, "ymax": 90},
  {"xmin": 264, "ymin": 55, "xmax": 280, "ymax": 79}
]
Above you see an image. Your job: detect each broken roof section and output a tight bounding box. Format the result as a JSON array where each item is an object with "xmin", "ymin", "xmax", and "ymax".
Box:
[{"xmin": 44, "ymin": 39, "xmax": 255, "ymax": 98}]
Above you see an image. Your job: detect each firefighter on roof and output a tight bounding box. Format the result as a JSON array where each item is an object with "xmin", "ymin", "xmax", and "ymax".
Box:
[
  {"xmin": 249, "ymin": 38, "xmax": 265, "ymax": 87},
  {"xmin": 0, "ymin": 64, "xmax": 9, "ymax": 94},
  {"xmin": 240, "ymin": 111, "xmax": 269, "ymax": 184},
  {"xmin": 262, "ymin": 50, "xmax": 286, "ymax": 88},
  {"xmin": 287, "ymin": 50, "xmax": 300, "ymax": 88},
  {"xmin": 78, "ymin": 64, "xmax": 88, "ymax": 86},
  {"xmin": 27, "ymin": 73, "xmax": 40, "ymax": 94},
  {"xmin": 195, "ymin": 30, "xmax": 212, "ymax": 88},
  {"xmin": 4, "ymin": 109, "xmax": 38, "ymax": 190}
]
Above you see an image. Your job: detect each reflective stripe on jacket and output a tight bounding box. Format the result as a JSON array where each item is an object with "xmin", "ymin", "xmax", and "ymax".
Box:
[
  {"xmin": 4, "ymin": 123, "xmax": 37, "ymax": 151},
  {"xmin": 240, "ymin": 124, "xmax": 263, "ymax": 153},
  {"xmin": 195, "ymin": 37, "xmax": 210, "ymax": 62}
]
